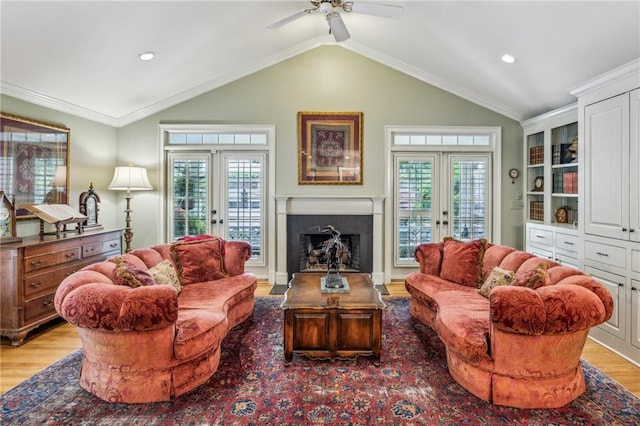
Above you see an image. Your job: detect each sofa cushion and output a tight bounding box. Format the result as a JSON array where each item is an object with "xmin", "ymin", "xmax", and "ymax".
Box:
[
  {"xmin": 513, "ymin": 262, "xmax": 550, "ymax": 289},
  {"xmin": 113, "ymin": 257, "xmax": 156, "ymax": 288},
  {"xmin": 440, "ymin": 237, "xmax": 487, "ymax": 287},
  {"xmin": 148, "ymin": 260, "xmax": 183, "ymax": 293},
  {"xmin": 174, "ymin": 308, "xmax": 228, "ymax": 360},
  {"xmin": 435, "ymin": 291, "xmax": 491, "ymax": 362},
  {"xmin": 477, "ymin": 267, "xmax": 515, "ymax": 298},
  {"xmin": 414, "ymin": 242, "xmax": 444, "ymax": 275},
  {"xmin": 171, "ymin": 237, "xmax": 227, "ymax": 285}
]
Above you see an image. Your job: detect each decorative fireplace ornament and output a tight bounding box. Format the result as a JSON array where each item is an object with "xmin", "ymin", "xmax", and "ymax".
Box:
[{"xmin": 318, "ymin": 225, "xmax": 350, "ymax": 292}]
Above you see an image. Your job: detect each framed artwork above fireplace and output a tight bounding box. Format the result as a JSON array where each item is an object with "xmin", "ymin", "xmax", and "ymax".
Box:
[{"xmin": 297, "ymin": 111, "xmax": 363, "ymax": 184}]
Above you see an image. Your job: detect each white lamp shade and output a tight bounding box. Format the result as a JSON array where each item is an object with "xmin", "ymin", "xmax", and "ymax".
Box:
[
  {"xmin": 108, "ymin": 166, "xmax": 153, "ymax": 191},
  {"xmin": 52, "ymin": 165, "xmax": 67, "ymax": 187}
]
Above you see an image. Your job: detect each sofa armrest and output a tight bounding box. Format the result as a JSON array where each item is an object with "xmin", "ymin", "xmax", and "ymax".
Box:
[
  {"xmin": 413, "ymin": 242, "xmax": 444, "ymax": 275},
  {"xmin": 223, "ymin": 240, "xmax": 252, "ymax": 276},
  {"xmin": 56, "ymin": 279, "xmax": 178, "ymax": 332},
  {"xmin": 490, "ymin": 284, "xmax": 611, "ymax": 335}
]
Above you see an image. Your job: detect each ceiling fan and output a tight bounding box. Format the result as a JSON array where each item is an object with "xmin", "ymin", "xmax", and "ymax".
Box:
[{"xmin": 267, "ymin": 0, "xmax": 404, "ymax": 42}]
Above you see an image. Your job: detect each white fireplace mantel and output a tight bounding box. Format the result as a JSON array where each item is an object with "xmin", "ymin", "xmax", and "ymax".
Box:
[{"xmin": 275, "ymin": 196, "xmax": 385, "ymax": 285}]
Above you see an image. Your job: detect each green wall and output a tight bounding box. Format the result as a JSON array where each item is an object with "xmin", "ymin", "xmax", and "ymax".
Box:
[
  {"xmin": 2, "ymin": 46, "xmax": 524, "ymax": 251},
  {"xmin": 0, "ymin": 95, "xmax": 118, "ymax": 236}
]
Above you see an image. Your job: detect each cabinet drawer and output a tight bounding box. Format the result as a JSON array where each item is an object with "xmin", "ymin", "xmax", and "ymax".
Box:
[
  {"xmin": 24, "ymin": 247, "xmax": 81, "ymax": 272},
  {"xmin": 24, "ymin": 292, "xmax": 56, "ymax": 322},
  {"xmin": 528, "ymin": 227, "xmax": 553, "ymax": 248},
  {"xmin": 23, "ymin": 262, "xmax": 87, "ymax": 299},
  {"xmin": 555, "ymin": 253, "xmax": 579, "ymax": 269},
  {"xmin": 528, "ymin": 246, "xmax": 553, "ymax": 260},
  {"xmin": 584, "ymin": 240, "xmax": 626, "ymax": 269},
  {"xmin": 83, "ymin": 237, "xmax": 121, "ymax": 259},
  {"xmin": 632, "ymin": 248, "xmax": 640, "ymax": 274},
  {"xmin": 555, "ymin": 232, "xmax": 579, "ymax": 254}
]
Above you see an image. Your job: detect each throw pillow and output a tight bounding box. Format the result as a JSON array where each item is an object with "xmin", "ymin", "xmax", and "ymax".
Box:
[
  {"xmin": 477, "ymin": 266, "xmax": 516, "ymax": 298},
  {"xmin": 171, "ymin": 237, "xmax": 227, "ymax": 285},
  {"xmin": 513, "ymin": 262, "xmax": 551, "ymax": 289},
  {"xmin": 147, "ymin": 260, "xmax": 183, "ymax": 293},
  {"xmin": 439, "ymin": 237, "xmax": 488, "ymax": 287},
  {"xmin": 113, "ymin": 257, "xmax": 157, "ymax": 288}
]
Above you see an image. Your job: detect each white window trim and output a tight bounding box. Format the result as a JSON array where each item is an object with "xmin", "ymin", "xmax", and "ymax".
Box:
[
  {"xmin": 158, "ymin": 124, "xmax": 277, "ymax": 282},
  {"xmin": 384, "ymin": 125, "xmax": 502, "ymax": 282}
]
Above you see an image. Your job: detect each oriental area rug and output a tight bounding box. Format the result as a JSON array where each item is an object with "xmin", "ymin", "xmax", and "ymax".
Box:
[{"xmin": 2, "ymin": 297, "xmax": 640, "ymax": 425}]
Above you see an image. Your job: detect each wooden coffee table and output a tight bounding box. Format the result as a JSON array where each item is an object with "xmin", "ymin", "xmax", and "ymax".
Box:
[{"xmin": 280, "ymin": 272, "xmax": 386, "ymax": 366}]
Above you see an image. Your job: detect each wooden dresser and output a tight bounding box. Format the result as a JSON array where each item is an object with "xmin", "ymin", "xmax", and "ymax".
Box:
[{"xmin": 0, "ymin": 229, "xmax": 122, "ymax": 345}]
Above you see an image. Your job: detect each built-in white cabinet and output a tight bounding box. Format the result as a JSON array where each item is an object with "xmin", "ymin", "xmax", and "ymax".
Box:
[
  {"xmin": 583, "ymin": 89, "xmax": 639, "ymax": 241},
  {"xmin": 526, "ymin": 222, "xmax": 579, "ymax": 269},
  {"xmin": 522, "ymin": 105, "xmax": 579, "ymax": 226},
  {"xmin": 571, "ymin": 58, "xmax": 640, "ymax": 365}
]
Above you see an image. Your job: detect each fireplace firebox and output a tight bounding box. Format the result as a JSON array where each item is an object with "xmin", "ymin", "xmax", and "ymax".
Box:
[{"xmin": 286, "ymin": 215, "xmax": 373, "ymax": 281}]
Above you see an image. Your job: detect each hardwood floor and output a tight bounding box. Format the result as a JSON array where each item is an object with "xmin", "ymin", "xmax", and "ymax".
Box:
[{"xmin": 2, "ymin": 281, "xmax": 639, "ymax": 399}]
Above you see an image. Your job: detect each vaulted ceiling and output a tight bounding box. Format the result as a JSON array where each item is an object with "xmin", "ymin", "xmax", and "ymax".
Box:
[{"xmin": 1, "ymin": 1, "xmax": 638, "ymax": 127}]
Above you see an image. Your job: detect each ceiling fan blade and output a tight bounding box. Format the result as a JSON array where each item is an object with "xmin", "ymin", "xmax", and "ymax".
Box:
[
  {"xmin": 267, "ymin": 9, "xmax": 310, "ymax": 29},
  {"xmin": 326, "ymin": 12, "xmax": 350, "ymax": 42},
  {"xmin": 350, "ymin": 1, "xmax": 404, "ymax": 18}
]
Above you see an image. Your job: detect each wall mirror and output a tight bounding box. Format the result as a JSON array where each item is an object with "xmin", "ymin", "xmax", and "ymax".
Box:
[{"xmin": 0, "ymin": 112, "xmax": 70, "ymax": 219}]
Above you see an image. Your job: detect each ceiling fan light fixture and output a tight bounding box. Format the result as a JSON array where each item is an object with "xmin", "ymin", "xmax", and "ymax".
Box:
[{"xmin": 320, "ymin": 1, "xmax": 333, "ymax": 16}]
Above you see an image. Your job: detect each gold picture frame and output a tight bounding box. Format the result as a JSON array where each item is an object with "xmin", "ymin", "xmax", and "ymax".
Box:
[
  {"xmin": 0, "ymin": 112, "xmax": 70, "ymax": 219},
  {"xmin": 298, "ymin": 111, "xmax": 363, "ymax": 184}
]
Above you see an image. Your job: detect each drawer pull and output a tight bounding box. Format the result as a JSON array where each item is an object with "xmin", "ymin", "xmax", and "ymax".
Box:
[
  {"xmin": 30, "ymin": 281, "xmax": 43, "ymax": 288},
  {"xmin": 42, "ymin": 300, "xmax": 53, "ymax": 307},
  {"xmin": 632, "ymin": 287, "xmax": 638, "ymax": 291},
  {"xmin": 65, "ymin": 270, "xmax": 78, "ymax": 277},
  {"xmin": 619, "ymin": 283, "xmax": 624, "ymax": 287},
  {"xmin": 109, "ymin": 243, "xmax": 118, "ymax": 248},
  {"xmin": 596, "ymin": 251, "xmax": 609, "ymax": 257},
  {"xmin": 30, "ymin": 260, "xmax": 44, "ymax": 268},
  {"xmin": 65, "ymin": 252, "xmax": 77, "ymax": 258},
  {"xmin": 623, "ymin": 227, "xmax": 628, "ymax": 231},
  {"xmin": 535, "ymin": 235, "xmax": 545, "ymax": 239},
  {"xmin": 563, "ymin": 241, "xmax": 574, "ymax": 245}
]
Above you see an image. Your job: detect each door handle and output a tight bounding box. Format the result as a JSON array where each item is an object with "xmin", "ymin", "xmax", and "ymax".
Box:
[
  {"xmin": 211, "ymin": 219, "xmax": 217, "ymax": 224},
  {"xmin": 442, "ymin": 220, "xmax": 449, "ymax": 225}
]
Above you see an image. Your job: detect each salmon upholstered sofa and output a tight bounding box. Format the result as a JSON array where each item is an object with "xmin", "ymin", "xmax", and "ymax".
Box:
[
  {"xmin": 54, "ymin": 236, "xmax": 257, "ymax": 403},
  {"xmin": 404, "ymin": 238, "xmax": 613, "ymax": 409}
]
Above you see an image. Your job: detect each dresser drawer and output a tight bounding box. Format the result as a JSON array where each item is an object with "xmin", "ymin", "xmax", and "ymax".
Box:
[
  {"xmin": 584, "ymin": 240, "xmax": 626, "ymax": 269},
  {"xmin": 528, "ymin": 226, "xmax": 553, "ymax": 248},
  {"xmin": 23, "ymin": 262, "xmax": 88, "ymax": 299},
  {"xmin": 23, "ymin": 292, "xmax": 56, "ymax": 321},
  {"xmin": 555, "ymin": 232, "xmax": 579, "ymax": 255},
  {"xmin": 83, "ymin": 237, "xmax": 121, "ymax": 259},
  {"xmin": 24, "ymin": 247, "xmax": 81, "ymax": 272}
]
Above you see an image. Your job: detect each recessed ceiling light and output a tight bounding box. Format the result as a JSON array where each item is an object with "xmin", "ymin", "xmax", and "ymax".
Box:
[
  {"xmin": 501, "ymin": 54, "xmax": 516, "ymax": 64},
  {"xmin": 137, "ymin": 51, "xmax": 156, "ymax": 61}
]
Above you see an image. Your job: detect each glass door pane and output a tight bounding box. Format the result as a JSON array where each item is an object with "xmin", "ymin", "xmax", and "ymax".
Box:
[
  {"xmin": 448, "ymin": 155, "xmax": 490, "ymax": 241},
  {"xmin": 223, "ymin": 154, "xmax": 265, "ymax": 263},
  {"xmin": 395, "ymin": 155, "xmax": 438, "ymax": 264},
  {"xmin": 169, "ymin": 154, "xmax": 209, "ymax": 241}
]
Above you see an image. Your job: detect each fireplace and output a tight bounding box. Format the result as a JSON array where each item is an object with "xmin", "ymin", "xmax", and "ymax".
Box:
[{"xmin": 287, "ymin": 214, "xmax": 373, "ymax": 281}]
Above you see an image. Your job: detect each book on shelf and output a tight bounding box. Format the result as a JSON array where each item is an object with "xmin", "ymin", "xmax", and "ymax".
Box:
[{"xmin": 26, "ymin": 204, "xmax": 87, "ymax": 224}]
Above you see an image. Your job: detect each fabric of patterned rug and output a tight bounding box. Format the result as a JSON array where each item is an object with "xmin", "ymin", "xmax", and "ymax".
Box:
[{"xmin": 2, "ymin": 297, "xmax": 639, "ymax": 425}]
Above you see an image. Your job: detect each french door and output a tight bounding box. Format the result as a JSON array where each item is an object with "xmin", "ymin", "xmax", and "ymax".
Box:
[
  {"xmin": 394, "ymin": 152, "xmax": 491, "ymax": 264},
  {"xmin": 167, "ymin": 151, "xmax": 267, "ymax": 269}
]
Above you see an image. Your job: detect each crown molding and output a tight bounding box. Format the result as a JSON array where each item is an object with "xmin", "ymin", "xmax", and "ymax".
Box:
[
  {"xmin": 1, "ymin": 82, "xmax": 121, "ymax": 127},
  {"xmin": 569, "ymin": 57, "xmax": 640, "ymax": 98}
]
